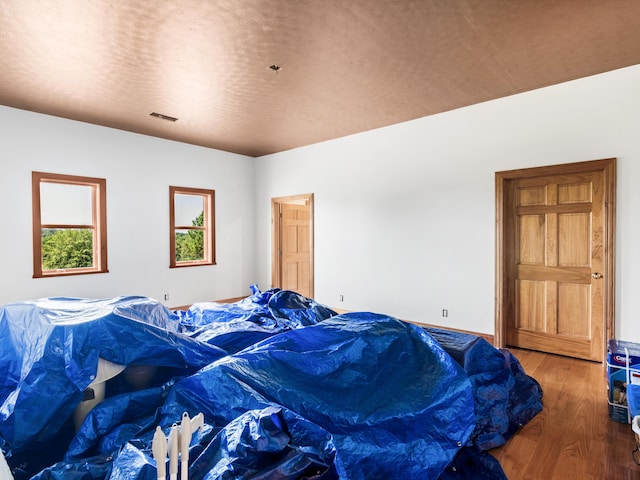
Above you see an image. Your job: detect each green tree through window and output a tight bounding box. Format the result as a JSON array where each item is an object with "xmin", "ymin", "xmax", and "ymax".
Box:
[
  {"xmin": 169, "ymin": 186, "xmax": 215, "ymax": 268},
  {"xmin": 32, "ymin": 171, "xmax": 108, "ymax": 277},
  {"xmin": 42, "ymin": 229, "xmax": 93, "ymax": 269},
  {"xmin": 175, "ymin": 212, "xmax": 204, "ymax": 262}
]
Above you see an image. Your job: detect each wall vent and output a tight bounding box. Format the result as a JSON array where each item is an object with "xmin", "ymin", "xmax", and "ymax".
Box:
[{"xmin": 150, "ymin": 112, "xmax": 178, "ymax": 122}]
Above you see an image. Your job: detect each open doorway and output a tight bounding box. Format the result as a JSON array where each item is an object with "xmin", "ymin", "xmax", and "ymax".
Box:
[{"xmin": 271, "ymin": 193, "xmax": 314, "ymax": 298}]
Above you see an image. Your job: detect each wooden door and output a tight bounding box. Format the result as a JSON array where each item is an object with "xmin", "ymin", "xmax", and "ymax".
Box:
[
  {"xmin": 496, "ymin": 159, "xmax": 616, "ymax": 362},
  {"xmin": 272, "ymin": 194, "xmax": 314, "ymax": 298}
]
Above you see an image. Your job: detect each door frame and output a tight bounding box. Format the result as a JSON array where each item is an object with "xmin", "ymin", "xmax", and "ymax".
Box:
[
  {"xmin": 495, "ymin": 159, "xmax": 616, "ymax": 359},
  {"xmin": 271, "ymin": 193, "xmax": 314, "ymax": 297}
]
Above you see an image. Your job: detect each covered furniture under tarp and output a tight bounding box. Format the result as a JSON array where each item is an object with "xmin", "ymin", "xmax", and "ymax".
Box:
[{"xmin": 0, "ymin": 288, "xmax": 542, "ymax": 479}]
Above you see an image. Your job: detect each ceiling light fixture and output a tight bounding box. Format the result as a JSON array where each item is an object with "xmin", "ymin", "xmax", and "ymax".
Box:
[{"xmin": 150, "ymin": 112, "xmax": 178, "ymax": 122}]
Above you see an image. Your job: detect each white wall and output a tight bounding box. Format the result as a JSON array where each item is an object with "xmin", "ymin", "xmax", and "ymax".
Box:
[
  {"xmin": 255, "ymin": 65, "xmax": 640, "ymax": 341},
  {"xmin": 3, "ymin": 65, "xmax": 640, "ymax": 341},
  {"xmin": 0, "ymin": 107, "xmax": 257, "ymax": 307}
]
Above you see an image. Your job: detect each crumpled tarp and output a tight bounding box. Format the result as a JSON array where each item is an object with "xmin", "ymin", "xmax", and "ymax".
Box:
[
  {"xmin": 161, "ymin": 312, "xmax": 477, "ymax": 479},
  {"xmin": 0, "ymin": 296, "xmax": 226, "ymax": 475},
  {"xmin": 179, "ymin": 286, "xmax": 337, "ymax": 354},
  {"xmin": 0, "ymin": 288, "xmax": 543, "ymax": 480},
  {"xmin": 55, "ymin": 406, "xmax": 335, "ymax": 480},
  {"xmin": 424, "ymin": 327, "xmax": 543, "ymax": 450},
  {"xmin": 424, "ymin": 327, "xmax": 543, "ymax": 479}
]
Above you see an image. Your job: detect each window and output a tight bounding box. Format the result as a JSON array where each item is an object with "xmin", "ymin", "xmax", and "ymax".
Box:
[
  {"xmin": 169, "ymin": 186, "xmax": 215, "ymax": 268},
  {"xmin": 32, "ymin": 172, "xmax": 108, "ymax": 278}
]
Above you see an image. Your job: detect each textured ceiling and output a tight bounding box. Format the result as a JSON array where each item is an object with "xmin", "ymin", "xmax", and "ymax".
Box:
[{"xmin": 1, "ymin": 0, "xmax": 639, "ymax": 157}]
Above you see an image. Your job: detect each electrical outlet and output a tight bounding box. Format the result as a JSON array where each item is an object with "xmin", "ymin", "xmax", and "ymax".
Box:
[
  {"xmin": 164, "ymin": 293, "xmax": 170, "ymax": 301},
  {"xmin": 442, "ymin": 309, "xmax": 448, "ymax": 317},
  {"xmin": 339, "ymin": 294, "xmax": 344, "ymax": 302}
]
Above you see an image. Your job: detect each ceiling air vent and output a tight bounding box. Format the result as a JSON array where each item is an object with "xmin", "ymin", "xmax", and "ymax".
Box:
[{"xmin": 150, "ymin": 112, "xmax": 178, "ymax": 122}]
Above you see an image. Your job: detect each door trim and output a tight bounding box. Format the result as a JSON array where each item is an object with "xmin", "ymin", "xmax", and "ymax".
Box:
[
  {"xmin": 495, "ymin": 159, "xmax": 616, "ymax": 359},
  {"xmin": 271, "ymin": 193, "xmax": 314, "ymax": 297}
]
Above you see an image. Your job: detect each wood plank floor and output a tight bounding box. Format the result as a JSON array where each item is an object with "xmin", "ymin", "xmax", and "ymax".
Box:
[{"xmin": 491, "ymin": 348, "xmax": 639, "ymax": 479}]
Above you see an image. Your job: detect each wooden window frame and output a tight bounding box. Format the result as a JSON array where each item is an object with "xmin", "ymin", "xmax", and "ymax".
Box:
[
  {"xmin": 169, "ymin": 186, "xmax": 216, "ymax": 268},
  {"xmin": 32, "ymin": 171, "xmax": 108, "ymax": 278}
]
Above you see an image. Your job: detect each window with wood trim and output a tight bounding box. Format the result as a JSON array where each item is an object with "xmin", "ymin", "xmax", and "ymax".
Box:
[
  {"xmin": 32, "ymin": 171, "xmax": 108, "ymax": 278},
  {"xmin": 169, "ymin": 186, "xmax": 215, "ymax": 268}
]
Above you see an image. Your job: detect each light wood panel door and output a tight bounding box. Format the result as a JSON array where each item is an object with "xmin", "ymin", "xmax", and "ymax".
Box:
[
  {"xmin": 272, "ymin": 194, "xmax": 314, "ymax": 298},
  {"xmin": 496, "ymin": 159, "xmax": 616, "ymax": 362},
  {"xmin": 280, "ymin": 203, "xmax": 311, "ymax": 297}
]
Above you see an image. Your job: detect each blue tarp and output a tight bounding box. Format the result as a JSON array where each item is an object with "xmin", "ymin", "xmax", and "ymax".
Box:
[
  {"xmin": 160, "ymin": 312, "xmax": 476, "ymax": 479},
  {"xmin": 179, "ymin": 287, "xmax": 337, "ymax": 354},
  {"xmin": 0, "ymin": 296, "xmax": 225, "ymax": 476},
  {"xmin": 424, "ymin": 327, "xmax": 543, "ymax": 451},
  {"xmin": 0, "ymin": 288, "xmax": 542, "ymax": 479}
]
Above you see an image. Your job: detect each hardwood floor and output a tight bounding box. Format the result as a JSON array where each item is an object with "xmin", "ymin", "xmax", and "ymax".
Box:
[{"xmin": 491, "ymin": 348, "xmax": 639, "ymax": 479}]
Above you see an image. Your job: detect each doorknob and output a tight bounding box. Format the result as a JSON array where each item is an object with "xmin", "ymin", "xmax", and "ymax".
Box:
[{"xmin": 592, "ymin": 272, "xmax": 603, "ymax": 279}]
